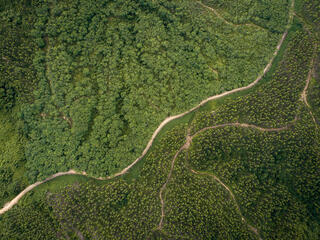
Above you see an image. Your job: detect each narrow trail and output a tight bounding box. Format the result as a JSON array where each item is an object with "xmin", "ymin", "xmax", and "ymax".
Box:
[
  {"xmin": 190, "ymin": 169, "xmax": 262, "ymax": 240},
  {"xmin": 300, "ymin": 37, "xmax": 317, "ymax": 109},
  {"xmin": 308, "ymin": 108, "xmax": 318, "ymax": 129},
  {"xmin": 208, "ymin": 65, "xmax": 218, "ymax": 75},
  {"xmin": 156, "ymin": 15, "xmax": 318, "ymax": 234},
  {"xmin": 197, "ymin": 1, "xmax": 266, "ymax": 31},
  {"xmin": 301, "ymin": 65, "xmax": 313, "ymax": 108},
  {"xmin": 158, "ymin": 145, "xmax": 187, "ymax": 229},
  {"xmin": 192, "ymin": 119, "xmax": 297, "ymax": 138},
  {"xmin": 0, "ymin": 0, "xmax": 294, "ymax": 215},
  {"xmin": 301, "ymin": 61, "xmax": 318, "ymax": 128},
  {"xmin": 300, "ymin": 38, "xmax": 318, "ymax": 128},
  {"xmin": 156, "ymin": 120, "xmax": 295, "ymax": 232},
  {"xmin": 158, "ymin": 129, "xmax": 192, "ymax": 229},
  {"xmin": 105, "ymin": 9, "xmax": 290, "ymax": 181}
]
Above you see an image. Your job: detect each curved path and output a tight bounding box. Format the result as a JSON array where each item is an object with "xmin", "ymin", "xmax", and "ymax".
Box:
[
  {"xmin": 190, "ymin": 169, "xmax": 262, "ymax": 240},
  {"xmin": 157, "ymin": 120, "xmax": 296, "ymax": 233},
  {"xmin": 158, "ymin": 144, "xmax": 188, "ymax": 229},
  {"xmin": 300, "ymin": 41, "xmax": 318, "ymax": 128},
  {"xmin": 0, "ymin": 170, "xmax": 78, "ymax": 215},
  {"xmin": 301, "ymin": 59, "xmax": 318, "ymax": 128},
  {"xmin": 110, "ymin": 5, "xmax": 292, "ymax": 179},
  {"xmin": 193, "ymin": 119, "xmax": 297, "ymax": 137},
  {"xmin": 157, "ymin": 37, "xmax": 316, "ymax": 236},
  {"xmin": 0, "ymin": 0, "xmax": 295, "ymax": 215}
]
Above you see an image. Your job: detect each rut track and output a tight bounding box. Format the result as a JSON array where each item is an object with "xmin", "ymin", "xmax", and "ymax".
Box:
[{"xmin": 0, "ymin": 0, "xmax": 295, "ymax": 215}]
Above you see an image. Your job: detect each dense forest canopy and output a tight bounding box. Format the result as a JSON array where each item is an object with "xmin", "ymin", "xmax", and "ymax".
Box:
[
  {"xmin": 1, "ymin": 0, "xmax": 290, "ymax": 182},
  {"xmin": 0, "ymin": 0, "xmax": 319, "ymax": 239}
]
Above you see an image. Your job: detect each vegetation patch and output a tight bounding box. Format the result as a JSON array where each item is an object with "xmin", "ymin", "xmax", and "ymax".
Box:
[
  {"xmin": 0, "ymin": 0, "xmax": 289, "ymax": 181},
  {"xmin": 1, "ymin": 7, "xmax": 319, "ymax": 238}
]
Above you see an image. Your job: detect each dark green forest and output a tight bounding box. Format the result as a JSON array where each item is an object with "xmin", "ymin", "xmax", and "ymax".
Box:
[
  {"xmin": 1, "ymin": 0, "xmax": 288, "ymax": 183},
  {"xmin": 0, "ymin": 0, "xmax": 319, "ymax": 239}
]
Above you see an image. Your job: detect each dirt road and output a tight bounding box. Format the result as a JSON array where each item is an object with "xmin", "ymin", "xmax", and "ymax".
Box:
[{"xmin": 0, "ymin": 0, "xmax": 295, "ymax": 216}]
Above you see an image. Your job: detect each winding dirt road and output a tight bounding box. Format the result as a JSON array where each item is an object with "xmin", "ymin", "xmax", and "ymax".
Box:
[
  {"xmin": 156, "ymin": 21, "xmax": 320, "ymax": 235},
  {"xmin": 110, "ymin": 11, "xmax": 290, "ymax": 180},
  {"xmin": 157, "ymin": 27, "xmax": 316, "ymax": 234},
  {"xmin": 0, "ymin": 0, "xmax": 295, "ymax": 216},
  {"xmin": 0, "ymin": 170, "xmax": 78, "ymax": 215}
]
